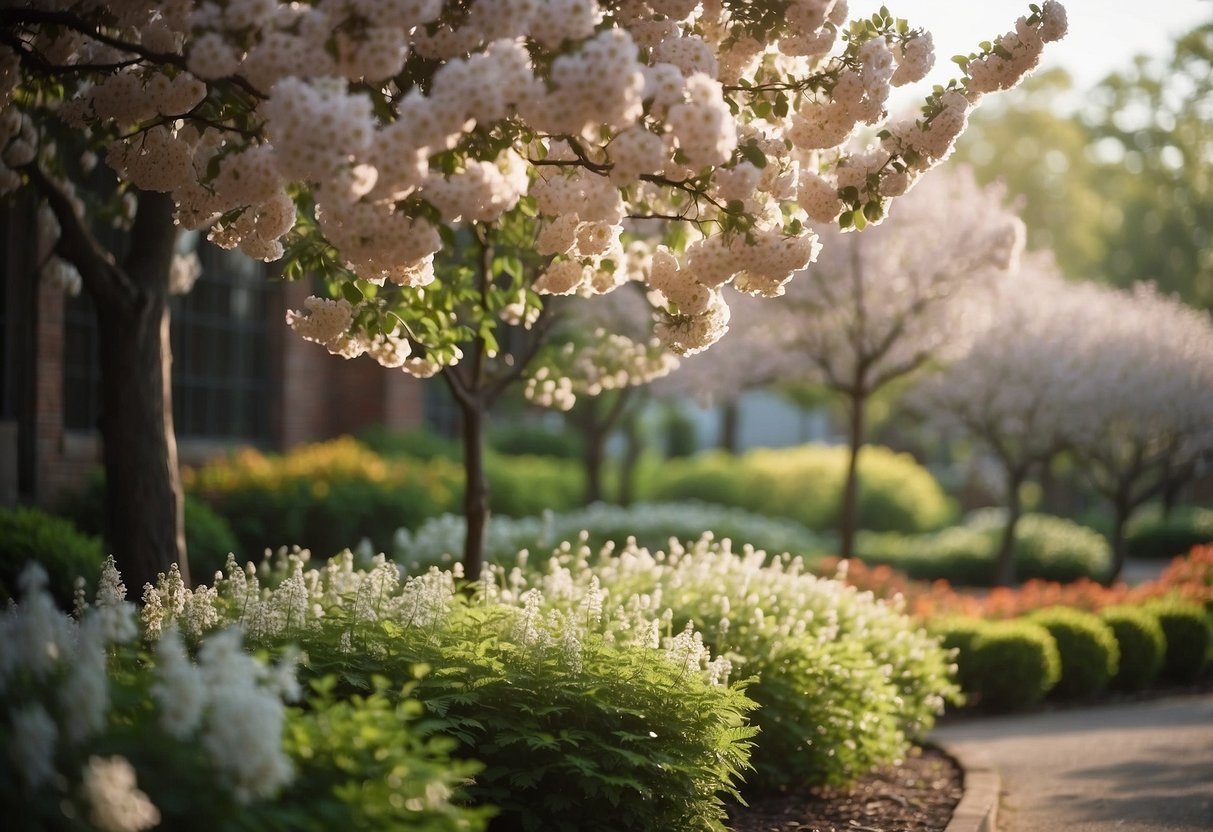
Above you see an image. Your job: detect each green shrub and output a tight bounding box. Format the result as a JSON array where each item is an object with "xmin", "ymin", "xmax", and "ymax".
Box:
[
  {"xmin": 856, "ymin": 512, "xmax": 1112, "ymax": 586},
  {"xmin": 185, "ymin": 438, "xmax": 462, "ymax": 557},
  {"xmin": 55, "ymin": 470, "xmax": 239, "ymax": 579},
  {"xmin": 641, "ymin": 444, "xmax": 954, "ymax": 535},
  {"xmin": 0, "ymin": 506, "xmax": 102, "ymax": 608},
  {"xmin": 1144, "ymin": 598, "xmax": 1212, "ymax": 682},
  {"xmin": 500, "ymin": 535, "xmax": 960, "ymax": 791},
  {"xmin": 927, "ymin": 616, "xmax": 990, "ymax": 697},
  {"xmin": 1126, "ymin": 505, "xmax": 1213, "ymax": 560},
  {"xmin": 965, "ymin": 620, "xmax": 1060, "ymax": 710},
  {"xmin": 356, "ymin": 426, "xmax": 462, "ymax": 461},
  {"xmin": 484, "ymin": 453, "xmax": 585, "ymax": 516},
  {"xmin": 1027, "ymin": 607, "xmax": 1119, "ymax": 700},
  {"xmin": 488, "ymin": 422, "xmax": 584, "ymax": 459},
  {"xmin": 281, "ymin": 680, "xmax": 491, "ymax": 832},
  {"xmin": 1099, "ymin": 606, "xmax": 1166, "ymax": 692}
]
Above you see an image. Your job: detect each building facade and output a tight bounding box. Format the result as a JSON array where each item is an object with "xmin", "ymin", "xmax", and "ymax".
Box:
[{"xmin": 1, "ymin": 203, "xmax": 430, "ymax": 509}]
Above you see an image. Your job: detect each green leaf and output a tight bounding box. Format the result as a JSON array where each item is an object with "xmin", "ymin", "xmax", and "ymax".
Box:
[
  {"xmin": 340, "ymin": 281, "xmax": 364, "ymax": 304},
  {"xmin": 739, "ymin": 141, "xmax": 768, "ymax": 169}
]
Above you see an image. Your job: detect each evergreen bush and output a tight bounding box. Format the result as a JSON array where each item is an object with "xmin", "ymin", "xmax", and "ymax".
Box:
[
  {"xmin": 0, "ymin": 506, "xmax": 102, "ymax": 609},
  {"xmin": 1027, "ymin": 607, "xmax": 1119, "ymax": 699},
  {"xmin": 1099, "ymin": 605, "xmax": 1166, "ymax": 692},
  {"xmin": 965, "ymin": 620, "xmax": 1060, "ymax": 710},
  {"xmin": 1144, "ymin": 598, "xmax": 1211, "ymax": 682}
]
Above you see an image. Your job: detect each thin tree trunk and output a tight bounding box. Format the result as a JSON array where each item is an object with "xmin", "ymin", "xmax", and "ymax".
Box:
[
  {"xmin": 838, "ymin": 391, "xmax": 866, "ymax": 560},
  {"xmin": 457, "ymin": 397, "xmax": 489, "ymax": 583},
  {"xmin": 1107, "ymin": 493, "xmax": 1132, "ymax": 585},
  {"xmin": 583, "ymin": 421, "xmax": 605, "ymax": 505},
  {"xmin": 719, "ymin": 400, "xmax": 740, "ymax": 454},
  {"xmin": 993, "ymin": 468, "xmax": 1025, "ymax": 587},
  {"xmin": 618, "ymin": 407, "xmax": 644, "ymax": 507}
]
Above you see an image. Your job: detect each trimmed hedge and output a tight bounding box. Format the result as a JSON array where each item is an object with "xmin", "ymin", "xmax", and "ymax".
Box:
[
  {"xmin": 1027, "ymin": 607, "xmax": 1119, "ymax": 700},
  {"xmin": 965, "ymin": 620, "xmax": 1060, "ymax": 710},
  {"xmin": 1144, "ymin": 598, "xmax": 1211, "ymax": 683},
  {"xmin": 639, "ymin": 444, "xmax": 954, "ymax": 535},
  {"xmin": 0, "ymin": 506, "xmax": 103, "ymax": 609},
  {"xmin": 1099, "ymin": 606, "xmax": 1166, "ymax": 692}
]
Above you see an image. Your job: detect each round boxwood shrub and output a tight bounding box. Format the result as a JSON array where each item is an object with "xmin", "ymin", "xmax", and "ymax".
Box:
[
  {"xmin": 1027, "ymin": 607, "xmax": 1119, "ymax": 700},
  {"xmin": 0, "ymin": 506, "xmax": 103, "ymax": 609},
  {"xmin": 965, "ymin": 620, "xmax": 1060, "ymax": 710},
  {"xmin": 927, "ymin": 616, "xmax": 990, "ymax": 698},
  {"xmin": 1099, "ymin": 606, "xmax": 1166, "ymax": 692},
  {"xmin": 1144, "ymin": 598, "xmax": 1212, "ymax": 683}
]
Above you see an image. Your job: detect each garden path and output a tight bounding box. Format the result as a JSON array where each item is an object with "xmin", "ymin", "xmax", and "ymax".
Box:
[{"xmin": 932, "ymin": 692, "xmax": 1213, "ymax": 832}]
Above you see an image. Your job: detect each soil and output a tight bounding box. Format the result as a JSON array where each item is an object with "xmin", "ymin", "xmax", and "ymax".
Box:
[{"xmin": 726, "ymin": 746, "xmax": 963, "ymax": 832}]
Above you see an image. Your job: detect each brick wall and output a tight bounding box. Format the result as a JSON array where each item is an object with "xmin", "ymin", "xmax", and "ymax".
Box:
[{"xmin": 34, "ymin": 280, "xmax": 102, "ymax": 506}]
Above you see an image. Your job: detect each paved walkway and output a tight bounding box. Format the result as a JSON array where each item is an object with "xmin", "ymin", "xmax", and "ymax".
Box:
[{"xmin": 932, "ymin": 693, "xmax": 1213, "ymax": 832}]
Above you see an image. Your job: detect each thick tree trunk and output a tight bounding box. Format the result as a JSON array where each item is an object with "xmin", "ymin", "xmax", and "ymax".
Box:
[
  {"xmin": 993, "ymin": 469, "xmax": 1025, "ymax": 587},
  {"xmin": 838, "ymin": 392, "xmax": 866, "ymax": 560},
  {"xmin": 37, "ymin": 179, "xmax": 188, "ymax": 593},
  {"xmin": 457, "ymin": 397, "xmax": 489, "ymax": 582},
  {"xmin": 96, "ymin": 291, "xmax": 188, "ymax": 592}
]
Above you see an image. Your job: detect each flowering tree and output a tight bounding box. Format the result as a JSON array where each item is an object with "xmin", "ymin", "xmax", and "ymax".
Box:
[
  {"xmin": 721, "ymin": 168, "xmax": 1026, "ymax": 559},
  {"xmin": 0, "ymin": 0, "xmax": 1066, "ymax": 583},
  {"xmin": 912, "ymin": 256, "xmax": 1087, "ymax": 585},
  {"xmin": 1062, "ymin": 284, "xmax": 1213, "ymax": 582}
]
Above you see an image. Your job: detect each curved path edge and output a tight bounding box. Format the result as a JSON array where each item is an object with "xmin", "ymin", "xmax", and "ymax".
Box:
[{"xmin": 935, "ymin": 741, "xmax": 1000, "ymax": 832}]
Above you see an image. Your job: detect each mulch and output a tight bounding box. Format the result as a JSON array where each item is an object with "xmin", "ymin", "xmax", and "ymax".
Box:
[{"xmin": 726, "ymin": 746, "xmax": 963, "ymax": 832}]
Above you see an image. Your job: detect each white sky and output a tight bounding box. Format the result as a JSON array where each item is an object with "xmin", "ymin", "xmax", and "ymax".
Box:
[{"xmin": 850, "ymin": 0, "xmax": 1211, "ymax": 109}]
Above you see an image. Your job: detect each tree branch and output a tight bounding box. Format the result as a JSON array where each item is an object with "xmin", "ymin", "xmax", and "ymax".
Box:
[{"xmin": 22, "ymin": 162, "xmax": 140, "ymax": 309}]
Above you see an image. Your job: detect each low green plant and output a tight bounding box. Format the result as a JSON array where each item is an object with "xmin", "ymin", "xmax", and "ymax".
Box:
[
  {"xmin": 1126, "ymin": 505, "xmax": 1213, "ymax": 561},
  {"xmin": 281, "ymin": 678, "xmax": 492, "ymax": 832},
  {"xmin": 0, "ymin": 505, "xmax": 102, "ymax": 609},
  {"xmin": 1144, "ymin": 598, "xmax": 1211, "ymax": 683},
  {"xmin": 1027, "ymin": 607, "xmax": 1119, "ymax": 700},
  {"xmin": 1099, "ymin": 606, "xmax": 1166, "ymax": 692},
  {"xmin": 965, "ymin": 620, "xmax": 1060, "ymax": 710}
]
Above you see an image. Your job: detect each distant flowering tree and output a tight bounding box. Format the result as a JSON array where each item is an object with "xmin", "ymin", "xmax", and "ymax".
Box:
[
  {"xmin": 687, "ymin": 169, "xmax": 1027, "ymax": 559},
  {"xmin": 912, "ymin": 256, "xmax": 1087, "ymax": 585},
  {"xmin": 0, "ymin": 0, "xmax": 1066, "ymax": 581},
  {"xmin": 1061, "ymin": 284, "xmax": 1213, "ymax": 583}
]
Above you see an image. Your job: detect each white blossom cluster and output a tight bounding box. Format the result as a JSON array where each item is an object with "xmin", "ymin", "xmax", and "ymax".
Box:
[
  {"xmin": 1, "ymin": 558, "xmax": 299, "ymax": 823},
  {"xmin": 1, "ymin": 0, "xmax": 1066, "ymax": 373},
  {"xmin": 524, "ymin": 328, "xmax": 678, "ymax": 410}
]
